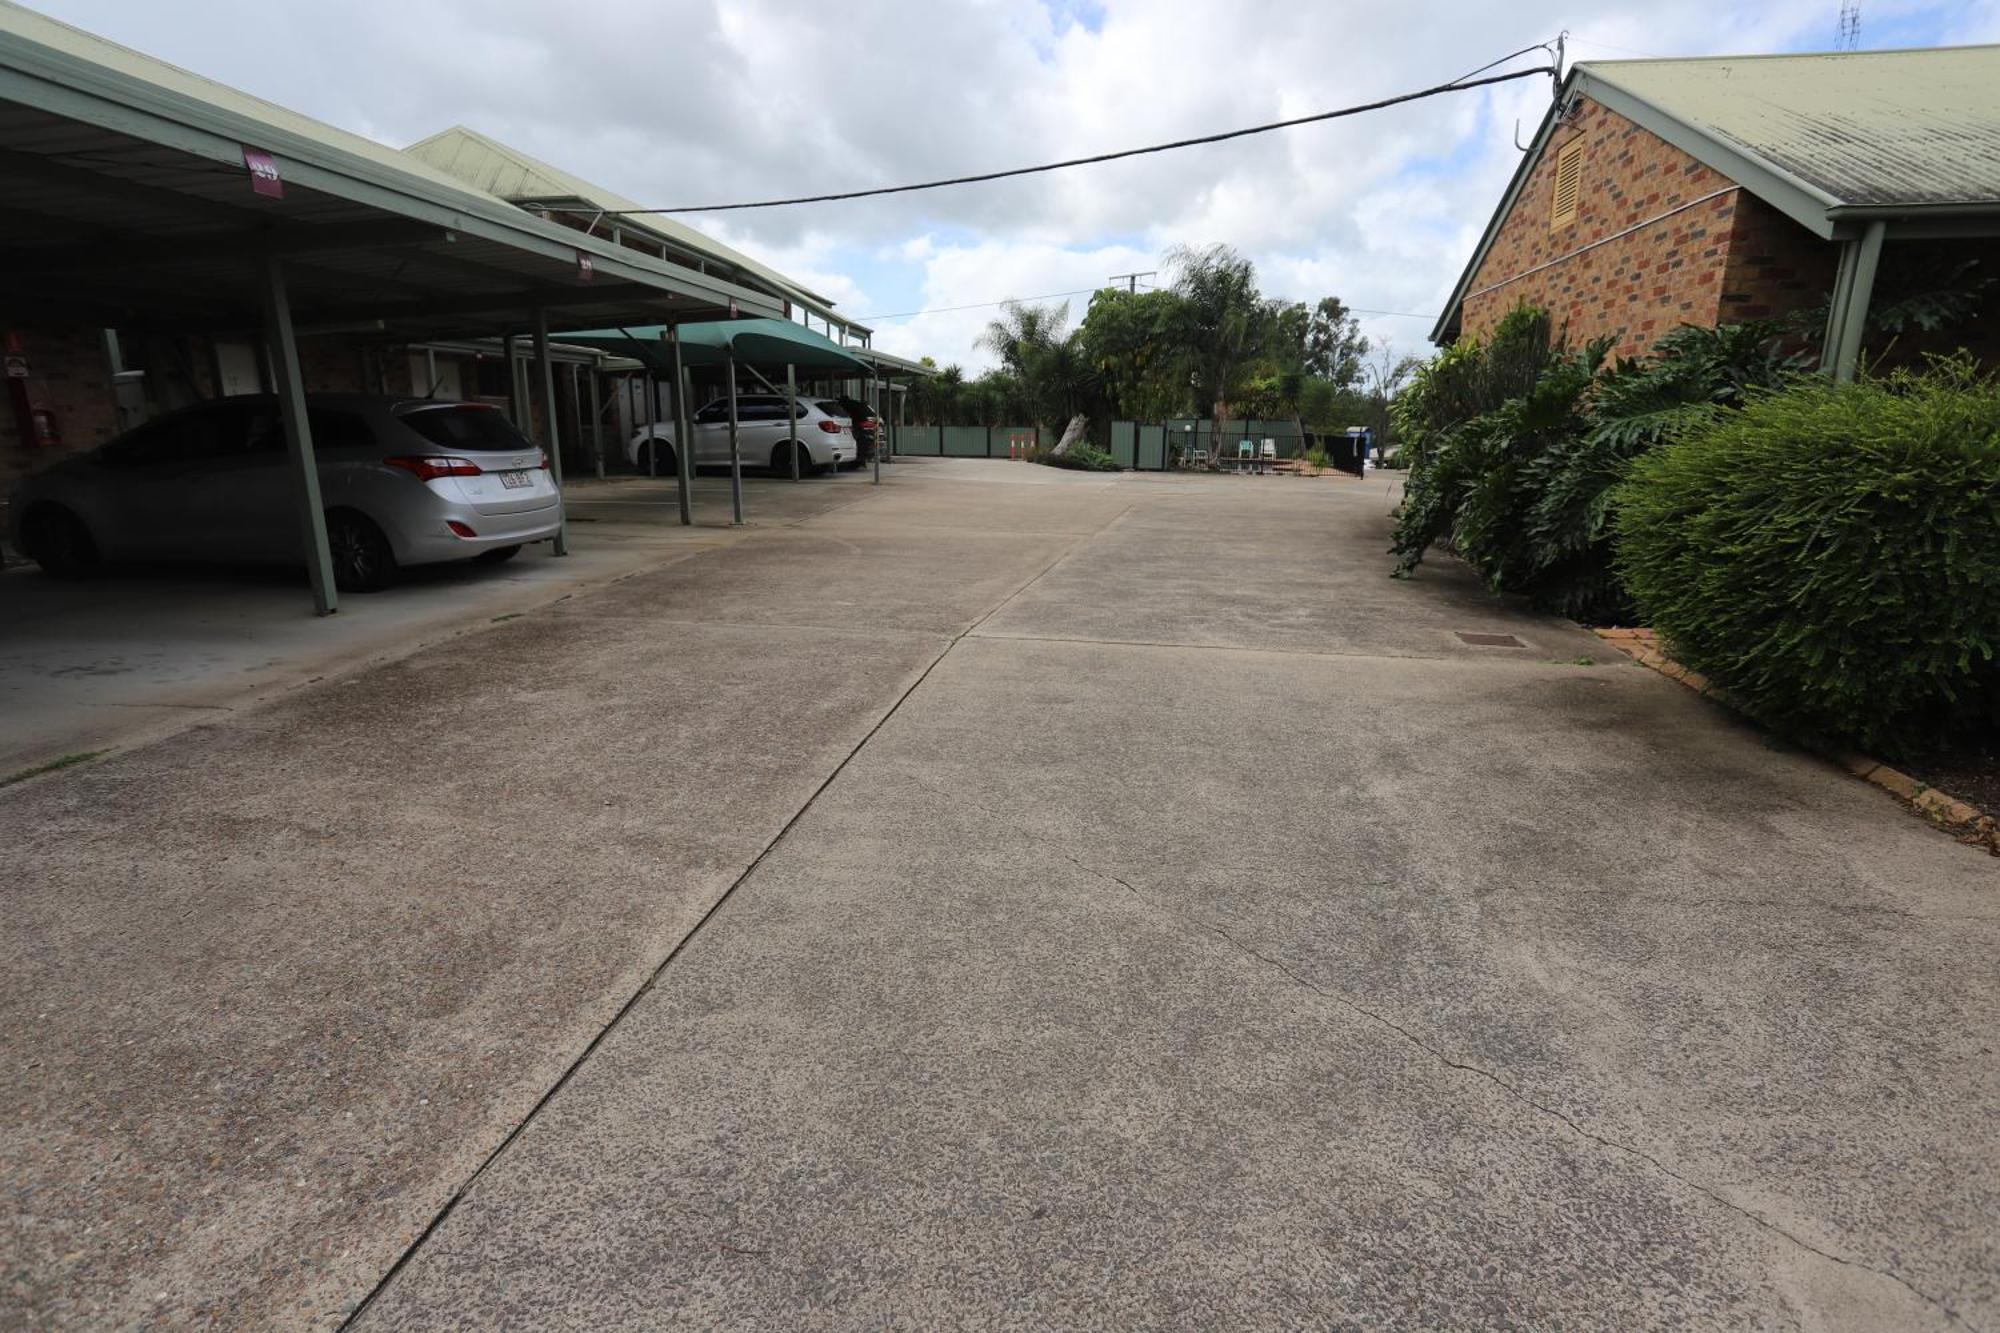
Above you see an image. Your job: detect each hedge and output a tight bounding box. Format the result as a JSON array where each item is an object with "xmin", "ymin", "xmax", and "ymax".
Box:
[{"xmin": 1614, "ymin": 361, "xmax": 2000, "ymax": 753}]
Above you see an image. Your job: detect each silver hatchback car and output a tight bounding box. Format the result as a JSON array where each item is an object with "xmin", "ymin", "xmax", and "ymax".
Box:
[{"xmin": 7, "ymin": 394, "xmax": 562, "ymax": 592}]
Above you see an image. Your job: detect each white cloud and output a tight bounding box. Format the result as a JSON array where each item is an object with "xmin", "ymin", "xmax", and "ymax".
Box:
[{"xmin": 870, "ymin": 236, "xmax": 1158, "ymax": 366}]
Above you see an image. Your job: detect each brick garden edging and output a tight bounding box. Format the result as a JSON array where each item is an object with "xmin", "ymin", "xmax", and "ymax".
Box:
[{"xmin": 1594, "ymin": 628, "xmax": 2000, "ymax": 855}]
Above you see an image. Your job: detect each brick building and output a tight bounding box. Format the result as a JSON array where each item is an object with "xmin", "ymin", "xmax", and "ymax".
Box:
[{"xmin": 1433, "ymin": 45, "xmax": 2000, "ymax": 378}]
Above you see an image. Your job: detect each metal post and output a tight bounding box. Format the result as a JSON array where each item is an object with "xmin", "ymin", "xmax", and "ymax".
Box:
[
  {"xmin": 726, "ymin": 355, "xmax": 744, "ymax": 524},
  {"xmin": 672, "ymin": 328, "xmax": 692, "ymax": 526},
  {"xmin": 586, "ymin": 362, "xmax": 604, "ymax": 480},
  {"xmin": 422, "ymin": 346, "xmax": 437, "ymax": 396},
  {"xmin": 643, "ymin": 361, "xmax": 658, "ymax": 480},
  {"xmin": 786, "ymin": 362, "xmax": 800, "ymax": 480},
  {"xmin": 502, "ymin": 333, "xmax": 519, "ymax": 425},
  {"xmin": 533, "ymin": 307, "xmax": 569, "ymax": 556},
  {"xmin": 871, "ymin": 367, "xmax": 882, "ymax": 485},
  {"xmin": 259, "ymin": 254, "xmax": 337, "ymax": 615},
  {"xmin": 1828, "ymin": 219, "xmax": 1887, "ymax": 383}
]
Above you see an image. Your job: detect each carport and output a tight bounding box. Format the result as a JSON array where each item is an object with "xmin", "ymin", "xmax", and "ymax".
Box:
[
  {"xmin": 0, "ymin": 3, "xmax": 782, "ymax": 614},
  {"xmin": 853, "ymin": 348, "xmax": 934, "ymax": 464},
  {"xmin": 558, "ymin": 319, "xmax": 872, "ymax": 526}
]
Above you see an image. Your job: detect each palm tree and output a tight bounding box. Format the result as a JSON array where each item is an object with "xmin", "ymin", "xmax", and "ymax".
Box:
[
  {"xmin": 1167, "ymin": 244, "xmax": 1266, "ymax": 465},
  {"xmin": 980, "ymin": 300, "xmax": 1098, "ymax": 447}
]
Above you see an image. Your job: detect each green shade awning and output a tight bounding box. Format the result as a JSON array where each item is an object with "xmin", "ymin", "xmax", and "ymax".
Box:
[{"xmin": 554, "ymin": 318, "xmax": 871, "ymax": 373}]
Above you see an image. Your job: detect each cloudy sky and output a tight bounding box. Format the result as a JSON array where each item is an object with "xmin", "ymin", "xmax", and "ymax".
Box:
[{"xmin": 29, "ymin": 0, "xmax": 2000, "ymax": 370}]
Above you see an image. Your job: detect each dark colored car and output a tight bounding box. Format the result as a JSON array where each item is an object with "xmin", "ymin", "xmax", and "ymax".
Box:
[{"xmin": 834, "ymin": 395, "xmax": 879, "ymax": 467}]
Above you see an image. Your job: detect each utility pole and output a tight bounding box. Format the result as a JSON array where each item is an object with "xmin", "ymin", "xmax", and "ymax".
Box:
[
  {"xmin": 1837, "ymin": 2, "xmax": 1860, "ymax": 49},
  {"xmin": 1108, "ymin": 270, "xmax": 1157, "ymax": 293}
]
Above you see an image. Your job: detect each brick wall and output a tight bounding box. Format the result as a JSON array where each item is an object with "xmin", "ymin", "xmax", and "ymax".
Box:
[
  {"xmin": 1716, "ymin": 192, "xmax": 1838, "ymax": 328},
  {"xmin": 1462, "ymin": 96, "xmax": 1766, "ymax": 357},
  {"xmin": 0, "ymin": 327, "xmax": 413, "ymax": 489},
  {"xmin": 1, "ymin": 325, "xmax": 122, "ymax": 489}
]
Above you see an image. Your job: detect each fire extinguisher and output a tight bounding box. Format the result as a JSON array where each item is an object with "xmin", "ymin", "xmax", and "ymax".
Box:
[{"xmin": 6, "ymin": 333, "xmax": 57, "ymax": 448}]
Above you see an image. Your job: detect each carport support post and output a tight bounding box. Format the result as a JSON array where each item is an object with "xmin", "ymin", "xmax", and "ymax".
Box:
[
  {"xmin": 643, "ymin": 365, "xmax": 658, "ymax": 479},
  {"xmin": 258, "ymin": 253, "xmax": 337, "ymax": 616},
  {"xmin": 1825, "ymin": 219, "xmax": 1887, "ymax": 383},
  {"xmin": 871, "ymin": 367, "xmax": 882, "ymax": 485},
  {"xmin": 586, "ymin": 363, "xmax": 604, "ymax": 480},
  {"xmin": 532, "ymin": 308, "xmax": 569, "ymax": 556},
  {"xmin": 670, "ymin": 327, "xmax": 692, "ymax": 526},
  {"xmin": 787, "ymin": 363, "xmax": 800, "ymax": 481},
  {"xmin": 726, "ymin": 355, "xmax": 744, "ymax": 525}
]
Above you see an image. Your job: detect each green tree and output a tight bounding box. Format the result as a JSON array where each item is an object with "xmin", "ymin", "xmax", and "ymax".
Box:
[
  {"xmin": 1078, "ymin": 287, "xmax": 1191, "ymax": 421},
  {"xmin": 1304, "ymin": 296, "xmax": 1369, "ymax": 389},
  {"xmin": 1166, "ymin": 243, "xmax": 1267, "ymax": 454},
  {"xmin": 979, "ymin": 300, "xmax": 1097, "ymax": 434}
]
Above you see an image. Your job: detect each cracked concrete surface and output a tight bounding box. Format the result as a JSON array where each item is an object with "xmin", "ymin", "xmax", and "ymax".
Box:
[{"xmin": 5, "ymin": 461, "xmax": 1995, "ymax": 1330}]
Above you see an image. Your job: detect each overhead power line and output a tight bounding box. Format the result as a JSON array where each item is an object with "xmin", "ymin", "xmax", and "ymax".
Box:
[
  {"xmin": 555, "ymin": 59, "xmax": 1555, "ymax": 217},
  {"xmin": 856, "ymin": 289, "xmax": 1439, "ymax": 323}
]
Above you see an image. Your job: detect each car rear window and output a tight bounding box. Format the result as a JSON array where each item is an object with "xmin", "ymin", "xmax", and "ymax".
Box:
[
  {"xmin": 398, "ymin": 404, "xmax": 533, "ymax": 452},
  {"xmin": 815, "ymin": 401, "xmax": 849, "ymax": 417}
]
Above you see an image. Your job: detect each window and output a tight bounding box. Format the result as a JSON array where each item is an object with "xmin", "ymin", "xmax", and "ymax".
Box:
[
  {"xmin": 397, "ymin": 403, "xmax": 532, "ymax": 451},
  {"xmin": 307, "ymin": 408, "xmax": 376, "ymax": 451},
  {"xmin": 1550, "ymin": 137, "xmax": 1584, "ymax": 229},
  {"xmin": 695, "ymin": 397, "xmax": 804, "ymax": 423},
  {"xmin": 96, "ymin": 409, "xmax": 223, "ymax": 467}
]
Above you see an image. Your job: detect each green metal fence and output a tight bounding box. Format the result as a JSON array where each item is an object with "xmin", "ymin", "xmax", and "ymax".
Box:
[{"xmin": 891, "ymin": 420, "xmax": 1327, "ymax": 468}]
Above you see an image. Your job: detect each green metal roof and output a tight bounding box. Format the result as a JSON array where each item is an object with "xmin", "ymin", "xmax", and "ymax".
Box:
[
  {"xmin": 556, "ymin": 318, "xmax": 871, "ymax": 373},
  {"xmin": 1585, "ymin": 46, "xmax": 2000, "ymax": 214},
  {"xmin": 853, "ymin": 348, "xmax": 935, "ymax": 378},
  {"xmin": 1431, "ymin": 43, "xmax": 2000, "ymax": 344},
  {"xmin": 403, "ymin": 125, "xmax": 864, "ymax": 333}
]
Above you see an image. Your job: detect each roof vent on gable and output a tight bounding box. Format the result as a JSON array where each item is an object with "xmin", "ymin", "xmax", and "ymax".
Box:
[{"xmin": 1550, "ymin": 137, "xmax": 1585, "ymax": 229}]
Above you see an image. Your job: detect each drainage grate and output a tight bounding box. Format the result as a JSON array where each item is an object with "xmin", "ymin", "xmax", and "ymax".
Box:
[{"xmin": 1456, "ymin": 632, "xmax": 1527, "ymax": 648}]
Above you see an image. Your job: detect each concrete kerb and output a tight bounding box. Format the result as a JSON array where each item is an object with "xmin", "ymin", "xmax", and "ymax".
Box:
[{"xmin": 1595, "ymin": 627, "xmax": 1999, "ymax": 855}]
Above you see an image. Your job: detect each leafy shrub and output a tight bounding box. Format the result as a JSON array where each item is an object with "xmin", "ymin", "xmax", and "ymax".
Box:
[
  {"xmin": 1391, "ymin": 304, "xmax": 1560, "ymax": 578},
  {"xmin": 1034, "ymin": 443, "xmax": 1120, "ymax": 472},
  {"xmin": 1521, "ymin": 322, "xmax": 1805, "ymax": 620},
  {"xmin": 1301, "ymin": 446, "xmax": 1330, "ymax": 473},
  {"xmin": 1393, "ymin": 312, "xmax": 1801, "ymax": 622},
  {"xmin": 1615, "ymin": 359, "xmax": 2000, "ymax": 753}
]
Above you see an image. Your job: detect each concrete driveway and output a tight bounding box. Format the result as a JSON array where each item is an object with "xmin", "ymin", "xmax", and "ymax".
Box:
[{"xmin": 3, "ymin": 459, "xmax": 1994, "ymax": 1330}]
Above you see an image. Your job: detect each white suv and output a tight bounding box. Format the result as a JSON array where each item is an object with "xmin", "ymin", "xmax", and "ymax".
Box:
[{"xmin": 628, "ymin": 395, "xmax": 856, "ymax": 475}]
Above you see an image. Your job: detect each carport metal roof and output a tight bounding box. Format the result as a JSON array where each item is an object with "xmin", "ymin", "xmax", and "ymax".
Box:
[
  {"xmin": 854, "ymin": 348, "xmax": 935, "ymax": 378},
  {"xmin": 556, "ymin": 319, "xmax": 872, "ymax": 373},
  {"xmin": 402, "ymin": 126, "xmax": 866, "ymax": 338},
  {"xmin": 0, "ymin": 0, "xmax": 785, "ymax": 338}
]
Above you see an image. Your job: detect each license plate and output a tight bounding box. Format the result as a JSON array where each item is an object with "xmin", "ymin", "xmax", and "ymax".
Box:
[{"xmin": 498, "ymin": 470, "xmax": 532, "ymax": 489}]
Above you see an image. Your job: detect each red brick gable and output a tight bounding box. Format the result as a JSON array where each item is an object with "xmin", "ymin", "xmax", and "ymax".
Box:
[{"xmin": 1460, "ymin": 95, "xmax": 1804, "ymax": 358}]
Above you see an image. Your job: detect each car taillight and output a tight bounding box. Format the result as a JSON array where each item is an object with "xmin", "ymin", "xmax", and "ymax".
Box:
[
  {"xmin": 384, "ymin": 455, "xmax": 480, "ymax": 481},
  {"xmin": 537, "ymin": 450, "xmax": 550, "ymax": 470},
  {"xmin": 446, "ymin": 520, "xmax": 477, "ymax": 538},
  {"xmin": 817, "ymin": 420, "xmax": 842, "ymax": 434}
]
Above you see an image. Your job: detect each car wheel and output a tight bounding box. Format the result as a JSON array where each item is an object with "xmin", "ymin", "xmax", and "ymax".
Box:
[
  {"xmin": 22, "ymin": 505, "xmax": 100, "ymax": 579},
  {"xmin": 325, "ymin": 510, "xmax": 398, "ymax": 592},
  {"xmin": 473, "ymin": 544, "xmax": 522, "ymax": 566},
  {"xmin": 636, "ymin": 440, "xmax": 677, "ymax": 475},
  {"xmin": 769, "ymin": 441, "xmax": 811, "ymax": 477}
]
